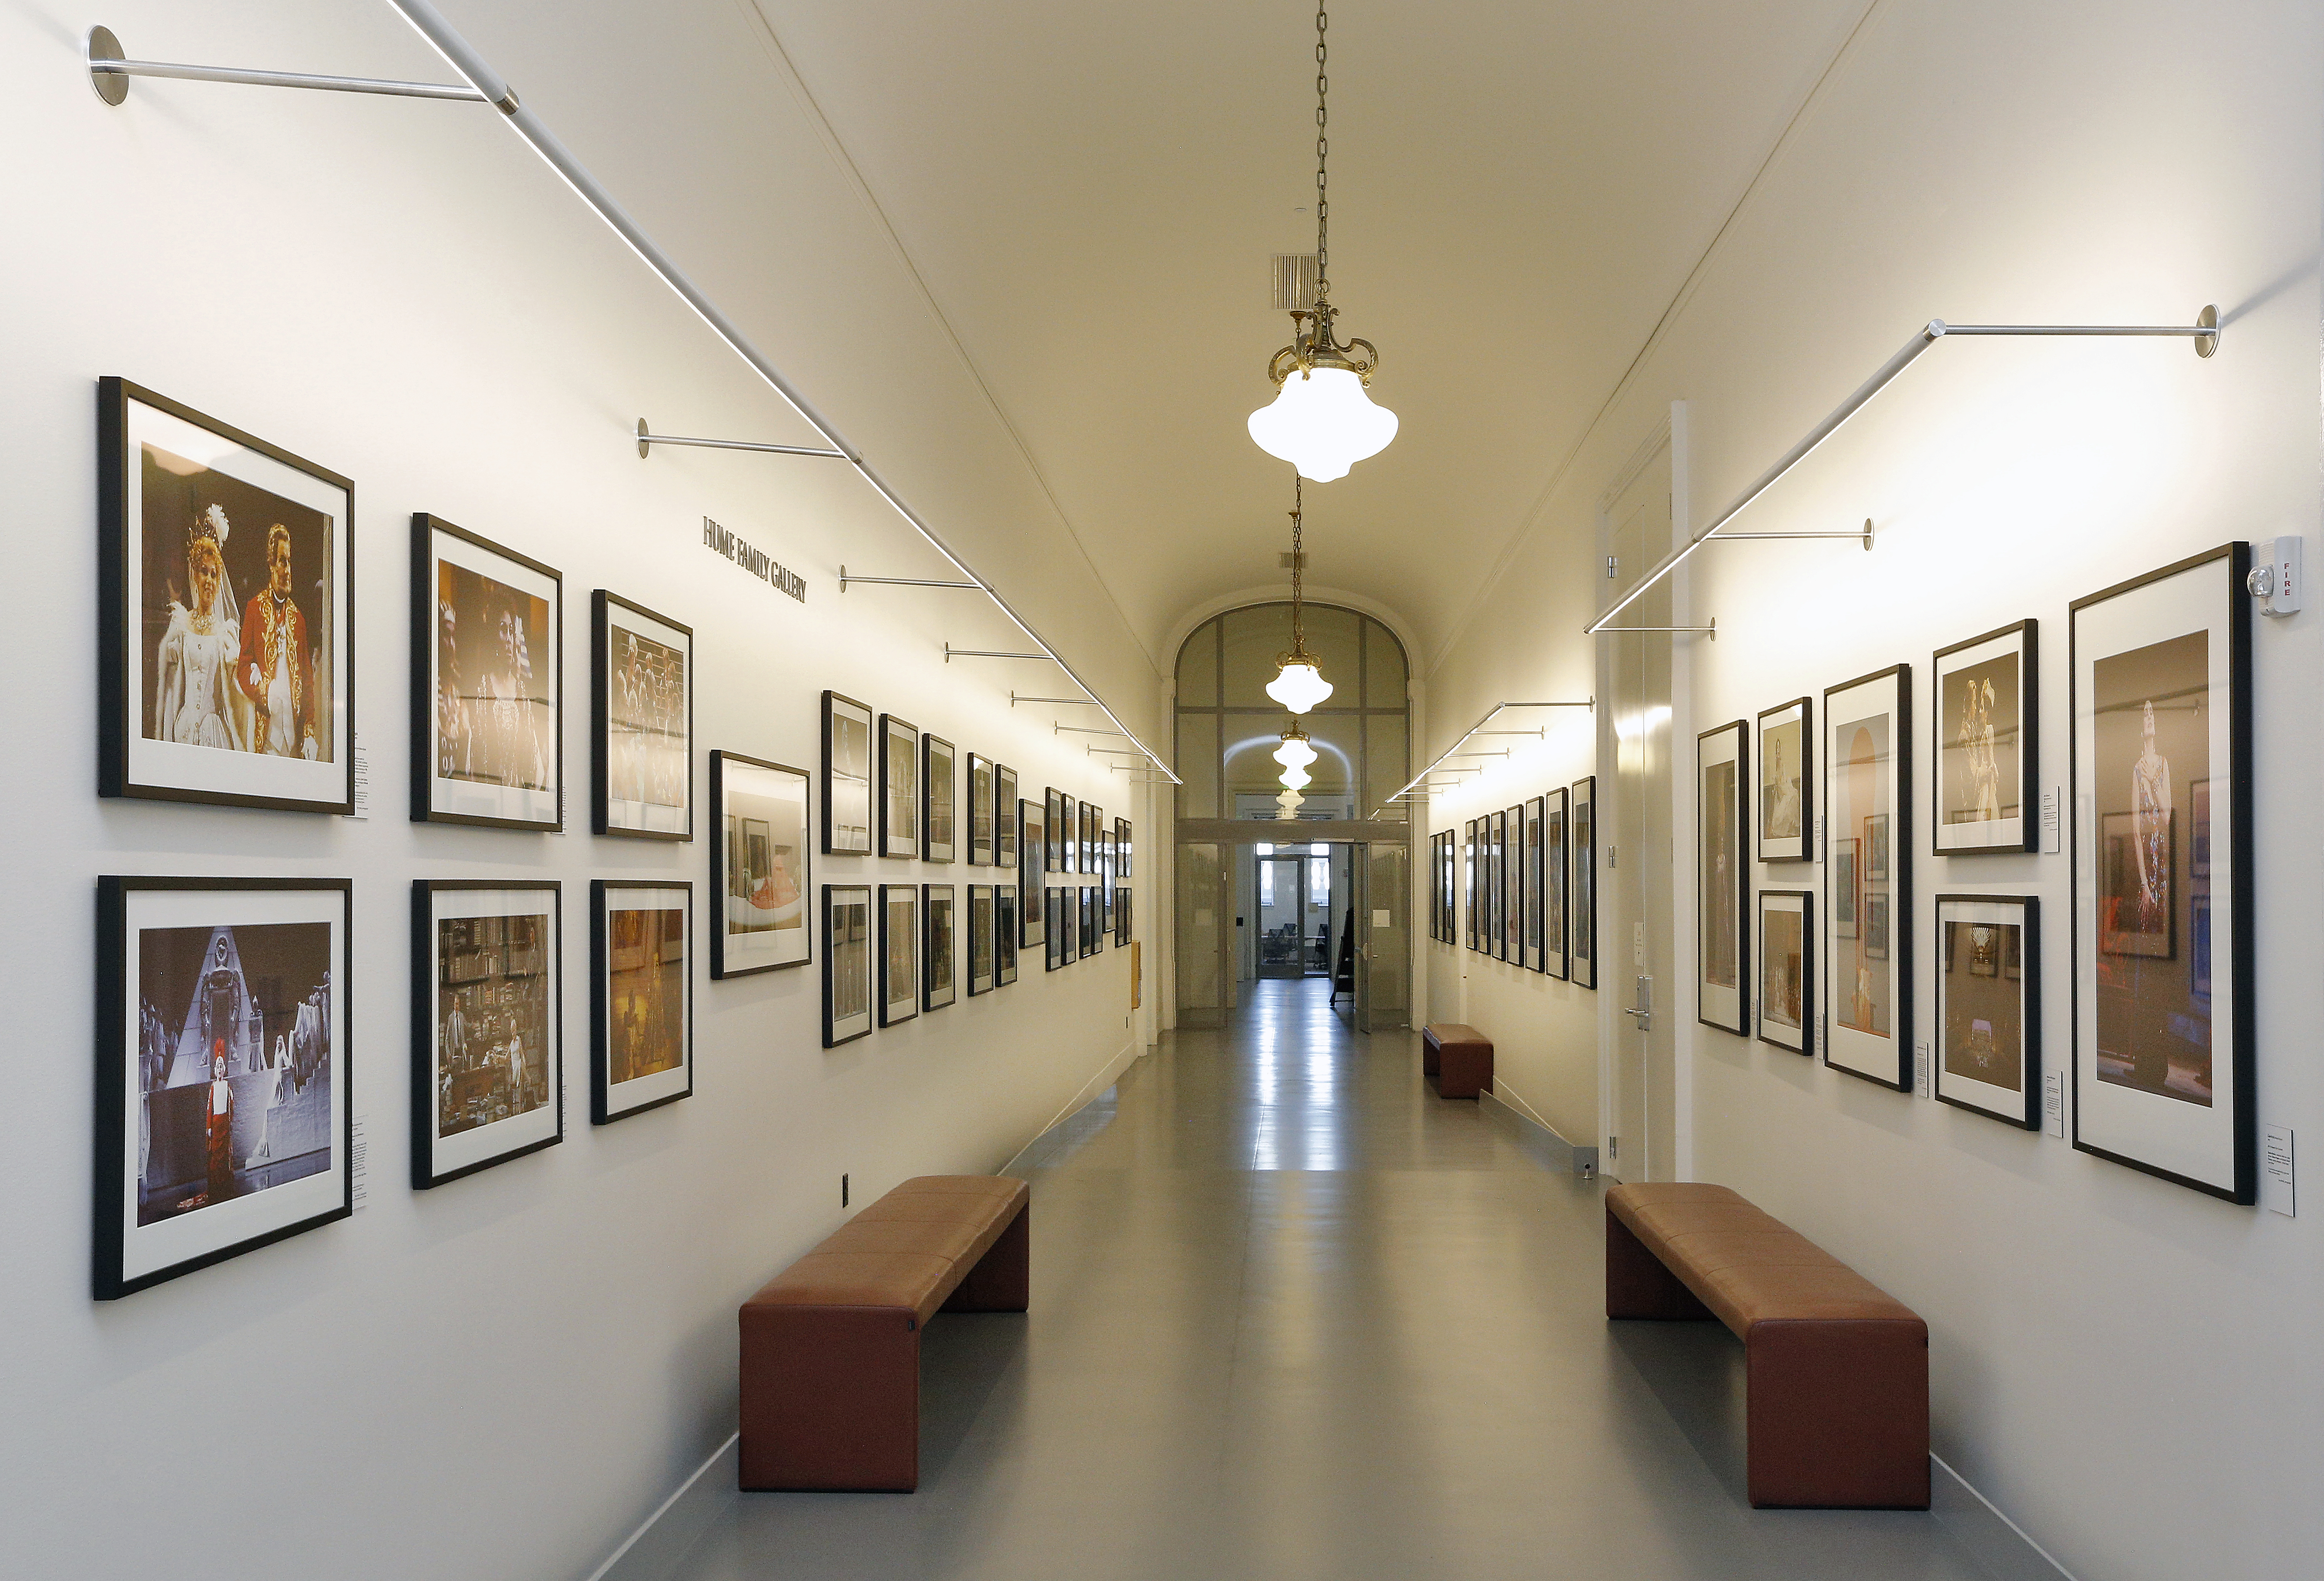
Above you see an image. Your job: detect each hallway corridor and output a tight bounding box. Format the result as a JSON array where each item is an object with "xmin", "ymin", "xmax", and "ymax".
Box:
[{"xmin": 672, "ymin": 981, "xmax": 2006, "ymax": 1581}]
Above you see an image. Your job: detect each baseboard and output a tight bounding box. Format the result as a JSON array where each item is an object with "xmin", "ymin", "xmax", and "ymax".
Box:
[
  {"xmin": 1000, "ymin": 1040, "xmax": 1143, "ymax": 1174},
  {"xmin": 1930, "ymin": 1454, "xmax": 2076, "ymax": 1581},
  {"xmin": 586, "ymin": 1434, "xmax": 739, "ymax": 1581},
  {"xmin": 1478, "ymin": 1083, "xmax": 1597, "ymax": 1175}
]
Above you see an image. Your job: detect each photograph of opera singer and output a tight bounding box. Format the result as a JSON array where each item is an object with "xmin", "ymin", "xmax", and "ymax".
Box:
[
  {"xmin": 608, "ymin": 906, "xmax": 686, "ymax": 1084},
  {"xmin": 136, "ymin": 922, "xmax": 332, "ymax": 1224},
  {"xmin": 436, "ymin": 913, "xmax": 552, "ymax": 1137},
  {"xmin": 438, "ymin": 563, "xmax": 552, "ymax": 790},
  {"xmin": 610, "ymin": 629, "xmax": 688, "ymax": 819},
  {"xmin": 151, "ymin": 502, "xmax": 329, "ymax": 761}
]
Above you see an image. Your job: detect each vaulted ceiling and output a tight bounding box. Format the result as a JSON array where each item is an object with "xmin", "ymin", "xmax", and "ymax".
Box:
[{"xmin": 745, "ymin": 0, "xmax": 1872, "ymax": 663}]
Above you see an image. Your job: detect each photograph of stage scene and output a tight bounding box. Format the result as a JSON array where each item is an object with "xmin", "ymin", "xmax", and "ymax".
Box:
[
  {"xmin": 608, "ymin": 905, "xmax": 686, "ymax": 1083},
  {"xmin": 437, "ymin": 562, "xmax": 552, "ymax": 791},
  {"xmin": 609, "ymin": 627, "xmax": 687, "ymax": 818},
  {"xmin": 436, "ymin": 913, "xmax": 553, "ymax": 1136},
  {"xmin": 137, "ymin": 921, "xmax": 332, "ymax": 1224}
]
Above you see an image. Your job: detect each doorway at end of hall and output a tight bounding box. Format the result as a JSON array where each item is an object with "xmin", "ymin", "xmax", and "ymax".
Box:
[{"xmin": 1253, "ymin": 841, "xmax": 1344, "ymax": 981}]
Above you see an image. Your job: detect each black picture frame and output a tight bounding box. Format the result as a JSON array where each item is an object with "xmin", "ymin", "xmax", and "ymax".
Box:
[
  {"xmin": 1935, "ymin": 893, "xmax": 2040, "ymax": 1127},
  {"xmin": 996, "ymin": 885, "xmax": 1020, "ymax": 985},
  {"xmin": 967, "ymin": 752, "xmax": 995, "ymax": 866},
  {"xmin": 995, "ymin": 766, "xmax": 1019, "ymax": 868},
  {"xmin": 1018, "ymin": 800, "xmax": 1048, "ymax": 947},
  {"xmin": 878, "ymin": 716, "xmax": 920, "ymax": 861},
  {"xmin": 1116, "ymin": 817, "xmax": 1133, "ymax": 878},
  {"xmin": 1045, "ymin": 888, "xmax": 1069, "ymax": 970},
  {"xmin": 1115, "ymin": 885, "xmax": 1133, "ymax": 947},
  {"xmin": 1062, "ymin": 793, "xmax": 1080, "ymax": 874},
  {"xmin": 411, "ymin": 514, "xmax": 562, "ymax": 830},
  {"xmin": 95, "ymin": 875, "xmax": 352, "ymax": 1299},
  {"xmin": 1079, "ymin": 887, "xmax": 1099, "ymax": 960},
  {"xmin": 1464, "ymin": 820, "xmax": 1480, "ymax": 952},
  {"xmin": 590, "ymin": 880, "xmax": 693, "ymax": 1123},
  {"xmin": 99, "ymin": 379, "xmax": 355, "ymax": 815},
  {"xmin": 2070, "ymin": 545, "xmax": 2253, "ymax": 1201},
  {"xmin": 922, "ymin": 734, "xmax": 957, "ymax": 863},
  {"xmin": 1756, "ymin": 888, "xmax": 1813, "ymax": 1055},
  {"xmin": 1697, "ymin": 719, "xmax": 1750, "ymax": 1035},
  {"xmin": 822, "ymin": 885, "xmax": 873, "ymax": 1047},
  {"xmin": 709, "ymin": 750, "xmax": 812, "ymax": 978},
  {"xmin": 879, "ymin": 883, "xmax": 919, "ymax": 1025},
  {"xmin": 1823, "ymin": 664, "xmax": 1913, "ymax": 1090},
  {"xmin": 1571, "ymin": 777, "xmax": 1598, "ymax": 990},
  {"xmin": 1490, "ymin": 811, "xmax": 1510, "ymax": 961},
  {"xmin": 1544, "ymin": 787, "xmax": 1571, "ymax": 980},
  {"xmin": 591, "ymin": 591, "xmax": 693, "ymax": 841},
  {"xmin": 412, "ymin": 880, "xmax": 562, "ymax": 1187},
  {"xmin": 923, "ymin": 884, "xmax": 957, "ymax": 1009},
  {"xmin": 1755, "ymin": 696, "xmax": 1811, "ymax": 864},
  {"xmin": 967, "ymin": 885, "xmax": 995, "ymax": 996},
  {"xmin": 1504, "ymin": 804, "xmax": 1526, "ymax": 964},
  {"xmin": 1934, "ymin": 620, "xmax": 2039, "ymax": 856},
  {"xmin": 821, "ymin": 691, "xmax": 874, "ymax": 856}
]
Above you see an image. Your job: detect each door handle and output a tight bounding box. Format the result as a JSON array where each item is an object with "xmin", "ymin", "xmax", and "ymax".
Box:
[{"xmin": 1626, "ymin": 974, "xmax": 1652, "ymax": 1031}]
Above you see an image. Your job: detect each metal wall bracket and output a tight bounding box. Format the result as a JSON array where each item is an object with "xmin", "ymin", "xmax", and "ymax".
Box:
[
  {"xmin": 1055, "ymin": 724, "xmax": 1127, "ymax": 737},
  {"xmin": 1011, "ymin": 693, "xmax": 1101, "ymax": 707},
  {"xmin": 86, "ymin": 25, "xmax": 500, "ymax": 107},
  {"xmin": 636, "ymin": 419, "xmax": 844, "ymax": 461},
  {"xmin": 1597, "ymin": 618, "xmax": 1717, "ymax": 639},
  {"xmin": 837, "ymin": 565, "xmax": 980, "ymax": 593},
  {"xmin": 944, "ymin": 644, "xmax": 1052, "ymax": 663},
  {"xmin": 1715, "ymin": 519, "xmax": 1875, "ymax": 551}
]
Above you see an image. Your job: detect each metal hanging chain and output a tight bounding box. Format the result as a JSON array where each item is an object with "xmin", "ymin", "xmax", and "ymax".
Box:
[
  {"xmin": 1313, "ymin": 2, "xmax": 1329, "ymax": 300},
  {"xmin": 1291, "ymin": 473, "xmax": 1306, "ymax": 653}
]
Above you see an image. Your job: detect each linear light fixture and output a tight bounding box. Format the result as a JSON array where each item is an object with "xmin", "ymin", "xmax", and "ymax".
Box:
[
  {"xmin": 1585, "ymin": 310, "xmax": 2218, "ymax": 636},
  {"xmin": 84, "ymin": 14, "xmax": 1181, "ymax": 785}
]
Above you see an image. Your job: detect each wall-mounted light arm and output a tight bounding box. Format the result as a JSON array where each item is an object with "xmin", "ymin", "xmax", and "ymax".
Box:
[
  {"xmin": 1369, "ymin": 700, "xmax": 1595, "ymax": 819},
  {"xmin": 1583, "ymin": 308, "xmax": 2217, "ymax": 636}
]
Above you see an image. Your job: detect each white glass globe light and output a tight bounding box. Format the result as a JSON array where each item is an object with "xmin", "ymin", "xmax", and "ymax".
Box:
[
  {"xmin": 1248, "ymin": 367, "xmax": 1399, "ymax": 483},
  {"xmin": 1265, "ymin": 659, "xmax": 1334, "ymax": 713},
  {"xmin": 1272, "ymin": 734, "xmax": 1318, "ymax": 770},
  {"xmin": 1278, "ymin": 765, "xmax": 1313, "ymax": 790}
]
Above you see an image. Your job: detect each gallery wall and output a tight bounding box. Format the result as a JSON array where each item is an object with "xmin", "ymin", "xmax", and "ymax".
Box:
[
  {"xmin": 0, "ymin": 2, "xmax": 1159, "ymax": 1578},
  {"xmin": 1420, "ymin": 1, "xmax": 2322, "ymax": 1576}
]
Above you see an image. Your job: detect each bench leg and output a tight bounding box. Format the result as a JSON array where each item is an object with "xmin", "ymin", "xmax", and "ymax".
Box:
[
  {"xmin": 1745, "ymin": 1322, "xmax": 1930, "ymax": 1509},
  {"xmin": 943, "ymin": 1203, "xmax": 1030, "ymax": 1313},
  {"xmin": 1604, "ymin": 1206, "xmax": 1715, "ymax": 1321},
  {"xmin": 1422, "ymin": 1039, "xmax": 1441, "ymax": 1077},
  {"xmin": 739, "ymin": 1308, "xmax": 921, "ymax": 1491}
]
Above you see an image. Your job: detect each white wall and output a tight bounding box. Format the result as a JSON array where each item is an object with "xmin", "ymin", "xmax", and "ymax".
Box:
[
  {"xmin": 0, "ymin": 3, "xmax": 1157, "ymax": 1578},
  {"xmin": 1422, "ymin": 0, "xmax": 2322, "ymax": 1574}
]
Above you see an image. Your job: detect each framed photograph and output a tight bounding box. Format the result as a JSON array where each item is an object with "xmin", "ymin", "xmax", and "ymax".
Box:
[
  {"xmin": 1045, "ymin": 888, "xmax": 1069, "ymax": 970},
  {"xmin": 1062, "ymin": 793, "xmax": 1080, "ymax": 874},
  {"xmin": 1488, "ymin": 811, "xmax": 1508, "ymax": 962},
  {"xmin": 1115, "ymin": 886, "xmax": 1132, "ymax": 947},
  {"xmin": 1571, "ymin": 778, "xmax": 1597, "ymax": 990},
  {"xmin": 923, "ymin": 885, "xmax": 956, "ymax": 1009},
  {"xmin": 1042, "ymin": 789, "xmax": 1061, "ymax": 871},
  {"xmin": 1544, "ymin": 787, "xmax": 1571, "ymax": 980},
  {"xmin": 100, "ymin": 380, "xmax": 353, "ymax": 814},
  {"xmin": 1117, "ymin": 817, "xmax": 1133, "ymax": 878},
  {"xmin": 967, "ymin": 753, "xmax": 995, "ymax": 866},
  {"xmin": 1080, "ymin": 887, "xmax": 1100, "ymax": 959},
  {"xmin": 1757, "ymin": 888, "xmax": 1812, "ymax": 1054},
  {"xmin": 1463, "ymin": 821, "xmax": 1479, "ymax": 951},
  {"xmin": 967, "ymin": 886, "xmax": 995, "ymax": 996},
  {"xmin": 1755, "ymin": 697, "xmax": 1810, "ymax": 863},
  {"xmin": 922, "ymin": 734, "xmax": 957, "ymax": 863},
  {"xmin": 2071, "ymin": 545, "xmax": 2252, "ymax": 1201},
  {"xmin": 1934, "ymin": 621, "xmax": 2037, "ymax": 855},
  {"xmin": 1018, "ymin": 800, "xmax": 1048, "ymax": 947},
  {"xmin": 1824, "ymin": 665, "xmax": 1912, "ymax": 1089},
  {"xmin": 593, "ymin": 593, "xmax": 692, "ymax": 840},
  {"xmin": 1088, "ymin": 805, "xmax": 1106, "ymax": 876},
  {"xmin": 821, "ymin": 885, "xmax": 873, "ymax": 1047},
  {"xmin": 879, "ymin": 884, "xmax": 919, "ymax": 1025},
  {"xmin": 1503, "ymin": 808, "xmax": 1525, "ymax": 962},
  {"xmin": 821, "ymin": 691, "xmax": 874, "ymax": 855},
  {"xmin": 1098, "ymin": 833, "xmax": 1115, "ymax": 938},
  {"xmin": 995, "ymin": 765, "xmax": 1019, "ymax": 867},
  {"xmin": 1936, "ymin": 894, "xmax": 2039, "ymax": 1127},
  {"xmin": 709, "ymin": 751, "xmax": 811, "ymax": 977},
  {"xmin": 1697, "ymin": 720, "xmax": 1749, "ymax": 1035},
  {"xmin": 413, "ymin": 881, "xmax": 560, "ymax": 1187},
  {"xmin": 412, "ymin": 515, "xmax": 559, "ymax": 829},
  {"xmin": 95, "ymin": 876, "xmax": 349, "ymax": 1299},
  {"xmin": 996, "ymin": 885, "xmax": 1020, "ymax": 985},
  {"xmin": 1521, "ymin": 799, "xmax": 1544, "ymax": 971},
  {"xmin": 590, "ymin": 881, "xmax": 691, "ymax": 1123},
  {"xmin": 879, "ymin": 715, "xmax": 920, "ymax": 860}
]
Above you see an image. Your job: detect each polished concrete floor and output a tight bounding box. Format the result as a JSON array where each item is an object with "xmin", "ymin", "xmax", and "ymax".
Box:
[{"xmin": 669, "ymin": 980, "xmax": 2009, "ymax": 1581}]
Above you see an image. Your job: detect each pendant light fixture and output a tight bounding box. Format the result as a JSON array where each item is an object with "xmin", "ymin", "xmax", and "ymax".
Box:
[
  {"xmin": 1247, "ymin": 2, "xmax": 1398, "ymax": 483},
  {"xmin": 1265, "ymin": 475, "xmax": 1336, "ymax": 713}
]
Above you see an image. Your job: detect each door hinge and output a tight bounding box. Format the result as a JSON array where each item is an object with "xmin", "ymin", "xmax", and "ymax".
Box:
[
  {"xmin": 1606, "ymin": 555, "xmax": 1618, "ymax": 580},
  {"xmin": 1608, "ymin": 1136, "xmax": 1619, "ymax": 1159}
]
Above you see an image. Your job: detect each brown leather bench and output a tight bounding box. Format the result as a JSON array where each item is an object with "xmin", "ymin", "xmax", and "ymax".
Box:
[
  {"xmin": 1605, "ymin": 1182, "xmax": 1929, "ymax": 1509},
  {"xmin": 740, "ymin": 1175, "xmax": 1029, "ymax": 1492},
  {"xmin": 1422, "ymin": 1022, "xmax": 1493, "ymax": 1099}
]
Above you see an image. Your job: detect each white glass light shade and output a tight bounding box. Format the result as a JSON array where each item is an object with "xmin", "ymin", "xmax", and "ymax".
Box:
[
  {"xmin": 1265, "ymin": 659, "xmax": 1334, "ymax": 713},
  {"xmin": 1247, "ymin": 367, "xmax": 1399, "ymax": 483},
  {"xmin": 1272, "ymin": 735, "xmax": 1318, "ymax": 770},
  {"xmin": 1278, "ymin": 765, "xmax": 1313, "ymax": 790}
]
